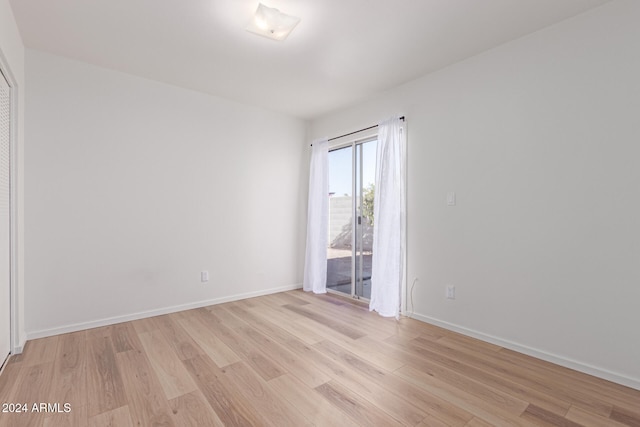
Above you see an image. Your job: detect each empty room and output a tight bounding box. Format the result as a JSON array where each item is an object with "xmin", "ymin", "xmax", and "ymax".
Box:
[{"xmin": 1, "ymin": 0, "xmax": 639, "ymax": 426}]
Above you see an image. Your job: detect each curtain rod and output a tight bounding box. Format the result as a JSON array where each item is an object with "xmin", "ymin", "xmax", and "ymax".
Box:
[{"xmin": 311, "ymin": 116, "xmax": 405, "ymax": 146}]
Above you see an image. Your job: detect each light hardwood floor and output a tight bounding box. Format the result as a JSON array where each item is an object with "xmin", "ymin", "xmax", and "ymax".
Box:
[{"xmin": 0, "ymin": 290, "xmax": 639, "ymax": 426}]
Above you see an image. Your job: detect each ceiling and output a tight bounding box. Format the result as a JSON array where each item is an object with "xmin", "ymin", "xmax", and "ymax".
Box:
[{"xmin": 10, "ymin": 0, "xmax": 610, "ymax": 120}]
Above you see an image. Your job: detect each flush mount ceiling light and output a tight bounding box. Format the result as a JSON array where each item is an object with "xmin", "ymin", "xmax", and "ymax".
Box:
[{"xmin": 246, "ymin": 3, "xmax": 300, "ymax": 41}]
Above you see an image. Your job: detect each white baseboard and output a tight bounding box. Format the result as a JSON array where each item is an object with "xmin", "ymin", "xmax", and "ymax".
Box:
[
  {"xmin": 409, "ymin": 312, "xmax": 640, "ymax": 391},
  {"xmin": 26, "ymin": 283, "xmax": 303, "ymax": 341}
]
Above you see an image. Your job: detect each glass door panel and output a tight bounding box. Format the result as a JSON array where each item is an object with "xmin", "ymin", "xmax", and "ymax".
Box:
[
  {"xmin": 355, "ymin": 140, "xmax": 376, "ymax": 299},
  {"xmin": 327, "ymin": 146, "xmax": 353, "ymax": 296},
  {"xmin": 327, "ymin": 138, "xmax": 376, "ymax": 300}
]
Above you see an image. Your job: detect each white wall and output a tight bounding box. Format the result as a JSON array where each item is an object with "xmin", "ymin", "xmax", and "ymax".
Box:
[
  {"xmin": 0, "ymin": 0, "xmax": 26, "ymax": 352},
  {"xmin": 25, "ymin": 50, "xmax": 308, "ymax": 337},
  {"xmin": 310, "ymin": 0, "xmax": 640, "ymax": 389}
]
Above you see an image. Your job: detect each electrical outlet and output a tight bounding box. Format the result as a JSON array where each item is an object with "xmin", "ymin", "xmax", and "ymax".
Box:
[
  {"xmin": 447, "ymin": 192, "xmax": 456, "ymax": 206},
  {"xmin": 201, "ymin": 271, "xmax": 209, "ymax": 282},
  {"xmin": 446, "ymin": 285, "xmax": 455, "ymax": 299}
]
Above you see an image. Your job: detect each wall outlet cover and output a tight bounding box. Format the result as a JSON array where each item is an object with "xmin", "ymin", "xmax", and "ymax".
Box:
[{"xmin": 446, "ymin": 285, "xmax": 455, "ymax": 299}]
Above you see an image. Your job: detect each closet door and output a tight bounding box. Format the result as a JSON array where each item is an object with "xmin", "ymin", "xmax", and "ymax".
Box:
[{"xmin": 0, "ymin": 70, "xmax": 11, "ymax": 365}]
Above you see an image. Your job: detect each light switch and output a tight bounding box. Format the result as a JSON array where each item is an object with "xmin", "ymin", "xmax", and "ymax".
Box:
[{"xmin": 447, "ymin": 192, "xmax": 456, "ymax": 206}]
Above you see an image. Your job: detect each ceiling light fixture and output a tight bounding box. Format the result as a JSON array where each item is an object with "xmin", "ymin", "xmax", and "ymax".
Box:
[{"xmin": 246, "ymin": 3, "xmax": 300, "ymax": 41}]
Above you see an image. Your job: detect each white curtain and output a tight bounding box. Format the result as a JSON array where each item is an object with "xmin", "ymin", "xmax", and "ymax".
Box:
[
  {"xmin": 369, "ymin": 116, "xmax": 406, "ymax": 318},
  {"xmin": 303, "ymin": 138, "xmax": 329, "ymax": 294}
]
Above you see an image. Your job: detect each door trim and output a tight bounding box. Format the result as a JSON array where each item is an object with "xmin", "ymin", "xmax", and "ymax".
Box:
[{"xmin": 0, "ymin": 49, "xmax": 21, "ymax": 355}]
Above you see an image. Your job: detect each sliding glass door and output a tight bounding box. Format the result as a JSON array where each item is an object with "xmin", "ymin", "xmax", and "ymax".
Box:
[{"xmin": 327, "ymin": 138, "xmax": 377, "ymax": 300}]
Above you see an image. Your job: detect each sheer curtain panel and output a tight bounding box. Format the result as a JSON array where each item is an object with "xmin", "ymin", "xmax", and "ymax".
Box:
[
  {"xmin": 369, "ymin": 116, "xmax": 406, "ymax": 318},
  {"xmin": 303, "ymin": 138, "xmax": 329, "ymax": 294}
]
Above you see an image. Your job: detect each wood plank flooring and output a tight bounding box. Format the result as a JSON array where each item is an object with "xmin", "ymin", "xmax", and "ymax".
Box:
[{"xmin": 1, "ymin": 290, "xmax": 639, "ymax": 426}]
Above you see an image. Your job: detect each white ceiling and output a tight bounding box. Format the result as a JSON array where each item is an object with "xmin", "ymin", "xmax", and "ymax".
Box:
[{"xmin": 10, "ymin": 0, "xmax": 610, "ymax": 120}]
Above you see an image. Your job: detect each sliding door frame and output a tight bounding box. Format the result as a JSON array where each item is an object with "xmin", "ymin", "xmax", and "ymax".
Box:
[{"xmin": 327, "ymin": 132, "xmax": 377, "ymax": 301}]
